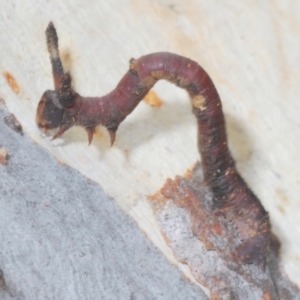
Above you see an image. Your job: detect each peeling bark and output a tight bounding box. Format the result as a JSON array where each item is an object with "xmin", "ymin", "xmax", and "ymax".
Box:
[{"xmin": 150, "ymin": 163, "xmax": 299, "ymax": 299}]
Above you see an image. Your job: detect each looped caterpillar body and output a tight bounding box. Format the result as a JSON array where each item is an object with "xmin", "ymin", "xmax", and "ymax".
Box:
[{"xmin": 36, "ymin": 22, "xmax": 270, "ymax": 269}]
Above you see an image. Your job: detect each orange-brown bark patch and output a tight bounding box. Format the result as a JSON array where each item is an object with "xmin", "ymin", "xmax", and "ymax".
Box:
[
  {"xmin": 3, "ymin": 72, "xmax": 20, "ymax": 94},
  {"xmin": 143, "ymin": 90, "xmax": 163, "ymax": 107}
]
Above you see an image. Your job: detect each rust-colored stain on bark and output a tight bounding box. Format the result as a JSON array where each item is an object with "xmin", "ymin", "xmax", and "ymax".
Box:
[
  {"xmin": 183, "ymin": 167, "xmax": 194, "ymax": 179},
  {"xmin": 0, "ymin": 148, "xmax": 8, "ymax": 165},
  {"xmin": 264, "ymin": 291, "xmax": 272, "ymax": 300},
  {"xmin": 3, "ymin": 71, "xmax": 20, "ymax": 94},
  {"xmin": 143, "ymin": 90, "xmax": 164, "ymax": 107},
  {"xmin": 151, "ymin": 163, "xmax": 270, "ymax": 267},
  {"xmin": 150, "ymin": 165, "xmax": 300, "ymax": 298}
]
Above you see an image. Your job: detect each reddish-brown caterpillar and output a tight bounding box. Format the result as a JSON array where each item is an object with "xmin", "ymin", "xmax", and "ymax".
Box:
[{"xmin": 36, "ymin": 22, "xmax": 270, "ymax": 268}]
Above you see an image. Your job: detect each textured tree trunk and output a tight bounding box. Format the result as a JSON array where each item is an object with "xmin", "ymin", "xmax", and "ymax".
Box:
[{"xmin": 0, "ymin": 1, "xmax": 300, "ymax": 299}]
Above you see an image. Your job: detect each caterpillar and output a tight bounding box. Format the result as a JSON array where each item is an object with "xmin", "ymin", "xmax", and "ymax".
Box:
[{"xmin": 36, "ymin": 22, "xmax": 270, "ymax": 268}]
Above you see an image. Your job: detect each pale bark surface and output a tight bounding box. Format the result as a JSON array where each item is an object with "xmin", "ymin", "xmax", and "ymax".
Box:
[{"xmin": 0, "ymin": 1, "xmax": 300, "ymax": 298}]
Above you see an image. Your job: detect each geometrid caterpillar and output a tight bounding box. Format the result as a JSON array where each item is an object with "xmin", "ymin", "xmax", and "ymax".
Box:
[{"xmin": 36, "ymin": 22, "xmax": 270, "ymax": 270}]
